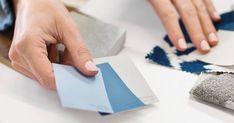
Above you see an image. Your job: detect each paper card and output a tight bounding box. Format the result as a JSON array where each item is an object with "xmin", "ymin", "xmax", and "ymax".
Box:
[
  {"xmin": 189, "ymin": 30, "xmax": 234, "ymax": 66},
  {"xmin": 53, "ymin": 64, "xmax": 113, "ymax": 113},
  {"xmin": 53, "ymin": 55, "xmax": 158, "ymax": 114},
  {"xmin": 94, "ymin": 55, "xmax": 158, "ymax": 105}
]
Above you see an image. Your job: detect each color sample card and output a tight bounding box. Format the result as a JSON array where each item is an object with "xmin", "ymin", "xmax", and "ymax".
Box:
[
  {"xmin": 53, "ymin": 63, "xmax": 113, "ymax": 113},
  {"xmin": 53, "ymin": 55, "xmax": 158, "ymax": 114}
]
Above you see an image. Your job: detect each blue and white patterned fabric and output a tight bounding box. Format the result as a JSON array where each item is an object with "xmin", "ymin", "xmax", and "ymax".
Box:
[
  {"xmin": 0, "ymin": 0, "xmax": 14, "ymax": 31},
  {"xmin": 146, "ymin": 11, "xmax": 234, "ymax": 73}
]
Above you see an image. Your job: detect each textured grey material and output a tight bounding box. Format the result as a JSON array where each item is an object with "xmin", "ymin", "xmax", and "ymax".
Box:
[
  {"xmin": 70, "ymin": 11, "xmax": 126, "ymax": 58},
  {"xmin": 190, "ymin": 73, "xmax": 234, "ymax": 110}
]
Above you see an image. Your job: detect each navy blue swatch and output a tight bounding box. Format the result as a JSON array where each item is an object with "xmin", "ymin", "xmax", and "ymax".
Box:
[{"xmin": 145, "ymin": 47, "xmax": 172, "ymax": 67}]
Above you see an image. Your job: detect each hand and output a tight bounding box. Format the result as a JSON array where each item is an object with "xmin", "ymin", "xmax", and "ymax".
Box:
[
  {"xmin": 149, "ymin": 0, "xmax": 220, "ymax": 53},
  {"xmin": 9, "ymin": 0, "xmax": 98, "ymax": 89}
]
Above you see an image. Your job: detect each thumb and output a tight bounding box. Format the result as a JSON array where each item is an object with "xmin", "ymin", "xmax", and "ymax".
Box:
[{"xmin": 61, "ymin": 26, "xmax": 98, "ymax": 77}]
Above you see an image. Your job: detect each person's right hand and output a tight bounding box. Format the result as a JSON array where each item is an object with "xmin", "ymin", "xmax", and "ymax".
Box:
[
  {"xmin": 9, "ymin": 0, "xmax": 98, "ymax": 89},
  {"xmin": 149, "ymin": 0, "xmax": 221, "ymax": 53}
]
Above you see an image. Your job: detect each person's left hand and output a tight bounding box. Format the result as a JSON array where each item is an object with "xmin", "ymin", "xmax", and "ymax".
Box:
[{"xmin": 150, "ymin": 0, "xmax": 220, "ymax": 53}]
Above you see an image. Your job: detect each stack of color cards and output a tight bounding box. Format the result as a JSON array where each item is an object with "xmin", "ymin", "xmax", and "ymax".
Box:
[{"xmin": 53, "ymin": 55, "xmax": 158, "ymax": 115}]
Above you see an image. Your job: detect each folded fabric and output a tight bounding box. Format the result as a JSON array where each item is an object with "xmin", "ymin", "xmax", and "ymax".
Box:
[
  {"xmin": 146, "ymin": 11, "xmax": 234, "ymax": 73},
  {"xmin": 53, "ymin": 55, "xmax": 158, "ymax": 114},
  {"xmin": 190, "ymin": 73, "xmax": 234, "ymax": 110}
]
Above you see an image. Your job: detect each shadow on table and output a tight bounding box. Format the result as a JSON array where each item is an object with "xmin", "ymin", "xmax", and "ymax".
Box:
[
  {"xmin": 188, "ymin": 96, "xmax": 234, "ymax": 123},
  {"xmin": 66, "ymin": 105, "xmax": 158, "ymax": 123}
]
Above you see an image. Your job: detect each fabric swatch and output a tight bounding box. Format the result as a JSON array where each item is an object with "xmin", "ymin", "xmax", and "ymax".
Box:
[
  {"xmin": 146, "ymin": 11, "xmax": 234, "ymax": 73},
  {"xmin": 190, "ymin": 73, "xmax": 234, "ymax": 110}
]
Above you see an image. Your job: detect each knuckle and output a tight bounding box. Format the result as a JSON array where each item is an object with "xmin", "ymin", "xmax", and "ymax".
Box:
[
  {"xmin": 14, "ymin": 39, "xmax": 27, "ymax": 52},
  {"xmin": 77, "ymin": 46, "xmax": 90, "ymax": 56},
  {"xmin": 161, "ymin": 10, "xmax": 177, "ymax": 20},
  {"xmin": 181, "ymin": 5, "xmax": 197, "ymax": 17},
  {"xmin": 8, "ymin": 48, "xmax": 17, "ymax": 61},
  {"xmin": 38, "ymin": 73, "xmax": 54, "ymax": 88},
  {"xmin": 14, "ymin": 34, "xmax": 34, "ymax": 52},
  {"xmin": 196, "ymin": 3, "xmax": 207, "ymax": 12}
]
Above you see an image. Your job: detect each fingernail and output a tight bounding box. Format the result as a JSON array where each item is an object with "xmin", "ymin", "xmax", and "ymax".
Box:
[
  {"xmin": 208, "ymin": 33, "xmax": 218, "ymax": 43},
  {"xmin": 201, "ymin": 40, "xmax": 210, "ymax": 51},
  {"xmin": 85, "ymin": 61, "xmax": 98, "ymax": 72},
  {"xmin": 213, "ymin": 12, "xmax": 221, "ymax": 19},
  {"xmin": 178, "ymin": 38, "xmax": 187, "ymax": 50}
]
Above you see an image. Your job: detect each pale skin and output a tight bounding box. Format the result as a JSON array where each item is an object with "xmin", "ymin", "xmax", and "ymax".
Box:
[
  {"xmin": 149, "ymin": 0, "xmax": 220, "ymax": 52},
  {"xmin": 9, "ymin": 0, "xmax": 220, "ymax": 89},
  {"xmin": 9, "ymin": 0, "xmax": 98, "ymax": 89}
]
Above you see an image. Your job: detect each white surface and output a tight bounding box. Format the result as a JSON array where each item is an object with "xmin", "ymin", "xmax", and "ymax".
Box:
[
  {"xmin": 0, "ymin": 0, "xmax": 234, "ymax": 122},
  {"xmin": 190, "ymin": 30, "xmax": 234, "ymax": 66}
]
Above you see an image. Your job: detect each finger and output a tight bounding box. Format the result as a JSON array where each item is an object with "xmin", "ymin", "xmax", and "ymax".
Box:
[
  {"xmin": 192, "ymin": 0, "xmax": 218, "ymax": 46},
  {"xmin": 173, "ymin": 0, "xmax": 210, "ymax": 53},
  {"xmin": 150, "ymin": 0, "xmax": 187, "ymax": 51},
  {"xmin": 24, "ymin": 41, "xmax": 56, "ymax": 90},
  {"xmin": 60, "ymin": 20, "xmax": 98, "ymax": 77},
  {"xmin": 11, "ymin": 62, "xmax": 37, "ymax": 80},
  {"xmin": 204, "ymin": 0, "xmax": 221, "ymax": 22}
]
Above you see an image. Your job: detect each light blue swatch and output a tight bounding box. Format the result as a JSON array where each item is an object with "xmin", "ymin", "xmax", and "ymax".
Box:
[
  {"xmin": 53, "ymin": 63, "xmax": 144, "ymax": 113},
  {"xmin": 53, "ymin": 63, "xmax": 113, "ymax": 113}
]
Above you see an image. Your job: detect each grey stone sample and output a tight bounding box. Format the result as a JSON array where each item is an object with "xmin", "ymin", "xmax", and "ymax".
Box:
[{"xmin": 70, "ymin": 11, "xmax": 126, "ymax": 58}]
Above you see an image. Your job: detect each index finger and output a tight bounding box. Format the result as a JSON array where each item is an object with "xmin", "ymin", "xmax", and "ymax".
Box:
[
  {"xmin": 150, "ymin": 0, "xmax": 187, "ymax": 51},
  {"xmin": 59, "ymin": 18, "xmax": 98, "ymax": 77}
]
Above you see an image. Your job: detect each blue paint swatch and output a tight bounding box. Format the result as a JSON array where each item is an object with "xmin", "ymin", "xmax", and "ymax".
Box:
[{"xmin": 97, "ymin": 63, "xmax": 145, "ymax": 114}]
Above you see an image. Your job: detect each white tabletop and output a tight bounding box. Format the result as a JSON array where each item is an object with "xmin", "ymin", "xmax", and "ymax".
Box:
[{"xmin": 0, "ymin": 0, "xmax": 234, "ymax": 122}]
